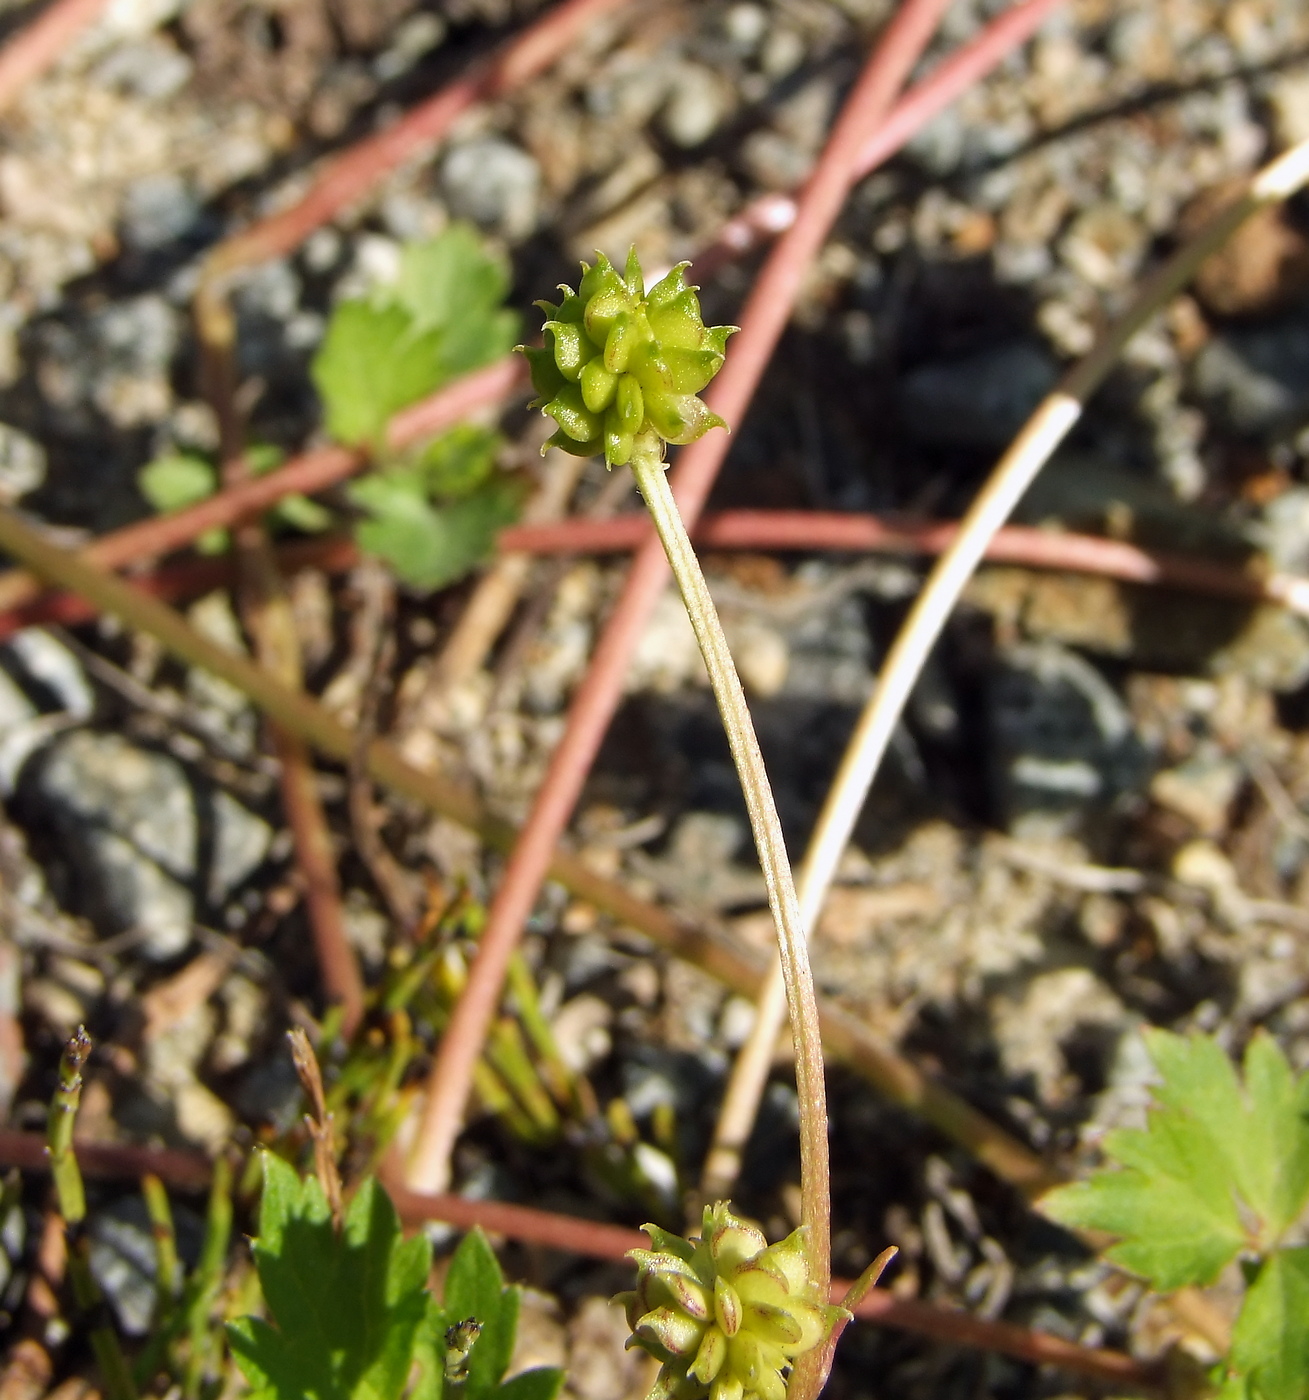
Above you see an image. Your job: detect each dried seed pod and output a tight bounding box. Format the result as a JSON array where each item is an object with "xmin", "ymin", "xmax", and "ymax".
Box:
[
  {"xmin": 616, "ymin": 1202, "xmax": 847, "ymax": 1400},
  {"xmin": 522, "ymin": 247, "xmax": 735, "ymax": 471}
]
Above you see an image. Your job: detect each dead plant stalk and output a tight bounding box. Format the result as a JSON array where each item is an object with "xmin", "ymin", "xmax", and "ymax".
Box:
[
  {"xmin": 404, "ymin": 0, "xmax": 957, "ymax": 1210},
  {"xmin": 701, "ymin": 132, "xmax": 1309, "ymax": 1201},
  {"xmin": 630, "ymin": 450, "xmax": 830, "ymax": 1309},
  {"xmin": 0, "ymin": 499, "xmax": 1057, "ymax": 1197}
]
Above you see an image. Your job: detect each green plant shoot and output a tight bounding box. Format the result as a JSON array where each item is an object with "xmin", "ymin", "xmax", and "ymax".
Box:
[
  {"xmin": 312, "ymin": 224, "xmax": 523, "ymax": 590},
  {"xmin": 1042, "ymin": 1030, "xmax": 1309, "ymax": 1400},
  {"xmin": 229, "ymin": 1151, "xmax": 564, "ymax": 1400}
]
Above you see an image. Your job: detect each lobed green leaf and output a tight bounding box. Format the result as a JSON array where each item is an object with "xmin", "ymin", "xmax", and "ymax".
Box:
[
  {"xmin": 228, "ymin": 1155, "xmax": 438, "ymax": 1400},
  {"xmin": 1042, "ymin": 1031, "xmax": 1309, "ymax": 1291},
  {"xmin": 1229, "ymin": 1249, "xmax": 1309, "ymax": 1400}
]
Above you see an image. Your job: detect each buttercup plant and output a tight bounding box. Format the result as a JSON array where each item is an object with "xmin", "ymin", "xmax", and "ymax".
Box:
[
  {"xmin": 524, "ymin": 250, "xmax": 844, "ymax": 1400},
  {"xmin": 524, "ymin": 249, "xmax": 734, "ymax": 471},
  {"xmin": 620, "ymin": 1203, "xmax": 848, "ymax": 1400}
]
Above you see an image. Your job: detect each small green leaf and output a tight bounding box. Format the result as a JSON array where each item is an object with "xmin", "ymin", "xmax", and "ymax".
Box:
[
  {"xmin": 349, "ymin": 473, "xmax": 521, "ymax": 593},
  {"xmin": 312, "ymin": 301, "xmax": 446, "ymax": 447},
  {"xmin": 1044, "ymin": 1030, "xmax": 1309, "ymax": 1293},
  {"xmin": 1237, "ymin": 1035, "xmax": 1309, "ymax": 1243},
  {"xmin": 394, "ymin": 225, "xmax": 519, "ymax": 379},
  {"xmin": 496, "ymin": 1367, "xmax": 565, "ymax": 1400},
  {"xmin": 138, "ymin": 452, "xmax": 217, "ymax": 512},
  {"xmin": 1041, "ymin": 1031, "xmax": 1251, "ymax": 1290},
  {"xmin": 444, "ymin": 1230, "xmax": 517, "ymax": 1400},
  {"xmin": 1229, "ymin": 1249, "xmax": 1309, "ymax": 1400},
  {"xmin": 227, "ymin": 1154, "xmax": 438, "ymax": 1400},
  {"xmin": 420, "ymin": 425, "xmax": 499, "ymax": 499},
  {"xmin": 271, "ymin": 493, "xmax": 334, "ymax": 534}
]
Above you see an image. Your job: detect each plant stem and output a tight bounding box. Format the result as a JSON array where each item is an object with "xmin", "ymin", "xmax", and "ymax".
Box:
[
  {"xmin": 47, "ymin": 1026, "xmax": 89, "ymax": 1226},
  {"xmin": 0, "ymin": 501, "xmax": 1053, "ymax": 1192},
  {"xmin": 46, "ymin": 1029, "xmax": 139, "ymax": 1400},
  {"xmin": 627, "ymin": 450, "xmax": 830, "ymax": 1296}
]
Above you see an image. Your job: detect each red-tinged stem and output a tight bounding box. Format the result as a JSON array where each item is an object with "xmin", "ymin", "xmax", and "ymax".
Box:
[
  {"xmin": 0, "ymin": 1125, "xmax": 1149, "ymax": 1390},
  {"xmin": 201, "ymin": 0, "xmax": 627, "ymax": 280},
  {"xmin": 404, "ymin": 0, "xmax": 955, "ymax": 1268},
  {"xmin": 0, "ymin": 0, "xmax": 110, "ymax": 115},
  {"xmin": 5, "ymin": 510, "xmax": 1303, "ymax": 645},
  {"xmin": 0, "ymin": 357, "xmax": 524, "ymax": 618},
  {"xmin": 500, "ymin": 510, "xmax": 1308, "ymax": 611},
  {"xmin": 695, "ymin": 0, "xmax": 1066, "ymax": 276},
  {"xmin": 0, "ymin": 1128, "xmax": 212, "ymax": 1189},
  {"xmin": 845, "ymin": 1291, "xmax": 1162, "ymax": 1393}
]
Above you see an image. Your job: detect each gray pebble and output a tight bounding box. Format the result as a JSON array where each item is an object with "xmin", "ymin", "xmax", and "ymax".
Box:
[
  {"xmin": 0, "ymin": 423, "xmax": 45, "ymax": 504},
  {"xmin": 661, "ymin": 64, "xmax": 727, "ymax": 148},
  {"xmin": 988, "ymin": 641, "xmax": 1148, "ymax": 838},
  {"xmin": 120, "ymin": 173, "xmax": 200, "ymax": 250},
  {"xmin": 22, "ymin": 731, "xmax": 270, "ymax": 959},
  {"xmin": 88, "ymin": 1196, "xmax": 202, "ymax": 1336},
  {"xmin": 440, "ymin": 137, "xmax": 540, "ymax": 240},
  {"xmin": 1191, "ymin": 318, "xmax": 1309, "ymax": 438}
]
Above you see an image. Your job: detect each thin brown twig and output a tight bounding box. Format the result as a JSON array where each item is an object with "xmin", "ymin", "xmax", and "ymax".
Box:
[
  {"xmin": 218, "ymin": 380, "xmax": 364, "ymax": 1036},
  {"xmin": 0, "ymin": 502, "xmax": 1056, "ymax": 1194},
  {"xmin": 347, "ymin": 561, "xmax": 422, "ymax": 931},
  {"xmin": 289, "ymin": 1027, "xmax": 344, "ymax": 1228},
  {"xmin": 406, "ymin": 0, "xmax": 959, "ymax": 1206}
]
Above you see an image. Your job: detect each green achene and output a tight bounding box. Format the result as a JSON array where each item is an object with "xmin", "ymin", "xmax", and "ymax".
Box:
[{"xmin": 522, "ymin": 247, "xmax": 736, "ymax": 471}]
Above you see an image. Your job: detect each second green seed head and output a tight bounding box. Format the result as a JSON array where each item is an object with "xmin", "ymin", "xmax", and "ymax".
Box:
[{"xmin": 522, "ymin": 247, "xmax": 736, "ymax": 469}]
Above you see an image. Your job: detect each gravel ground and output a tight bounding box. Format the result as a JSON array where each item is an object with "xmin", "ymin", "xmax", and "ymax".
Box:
[{"xmin": 2, "ymin": 0, "xmax": 1309, "ymax": 1395}]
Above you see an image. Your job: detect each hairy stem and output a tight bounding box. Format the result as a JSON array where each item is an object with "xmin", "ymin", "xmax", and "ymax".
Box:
[{"xmin": 628, "ymin": 448, "xmax": 830, "ymax": 1299}]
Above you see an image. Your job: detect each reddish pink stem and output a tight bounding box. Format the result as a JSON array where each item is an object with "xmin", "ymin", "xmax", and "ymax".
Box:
[
  {"xmin": 204, "ymin": 0, "xmax": 626, "ymax": 278},
  {"xmin": 500, "ymin": 509, "xmax": 1292, "ymax": 608},
  {"xmin": 8, "ymin": 507, "xmax": 1291, "ymax": 642},
  {"xmin": 695, "ymin": 0, "xmax": 1066, "ymax": 276},
  {"xmin": 407, "ymin": 0, "xmax": 959, "ymax": 1194},
  {"xmin": 0, "ymin": 0, "xmax": 110, "ymax": 115},
  {"xmin": 0, "ymin": 357, "xmax": 525, "ymax": 618},
  {"xmin": 0, "ymin": 1125, "xmax": 1156, "ymax": 1390},
  {"xmin": 0, "ymin": 1127, "xmax": 212, "ymax": 1189}
]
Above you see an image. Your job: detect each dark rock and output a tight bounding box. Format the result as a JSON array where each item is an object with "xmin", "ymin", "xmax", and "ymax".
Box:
[
  {"xmin": 1191, "ymin": 316, "xmax": 1309, "ymax": 438},
  {"xmin": 900, "ymin": 340, "xmax": 1058, "ymax": 448},
  {"xmin": 987, "ymin": 641, "xmax": 1149, "ymax": 838}
]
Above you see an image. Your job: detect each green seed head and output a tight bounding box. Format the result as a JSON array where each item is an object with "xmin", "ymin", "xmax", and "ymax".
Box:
[
  {"xmin": 522, "ymin": 247, "xmax": 736, "ymax": 470},
  {"xmin": 616, "ymin": 1203, "xmax": 847, "ymax": 1400}
]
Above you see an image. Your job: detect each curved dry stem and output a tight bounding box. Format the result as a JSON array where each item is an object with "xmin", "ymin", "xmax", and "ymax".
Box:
[
  {"xmin": 630, "ymin": 451, "xmax": 831, "ymax": 1312},
  {"xmin": 0, "ymin": 496, "xmax": 1057, "ymax": 1201},
  {"xmin": 702, "ymin": 132, "xmax": 1309, "ymax": 1204}
]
